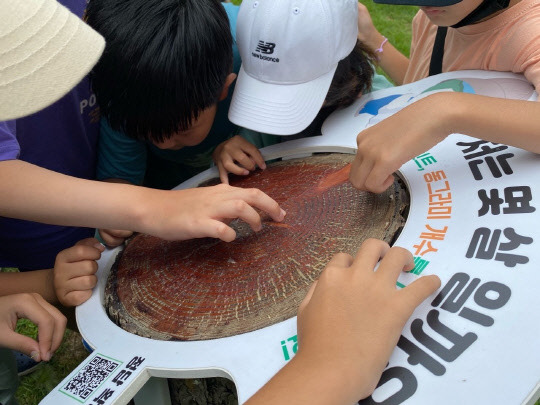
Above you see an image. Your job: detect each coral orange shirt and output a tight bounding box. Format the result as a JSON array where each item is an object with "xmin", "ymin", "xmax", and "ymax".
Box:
[{"xmin": 404, "ymin": 0, "xmax": 540, "ymax": 91}]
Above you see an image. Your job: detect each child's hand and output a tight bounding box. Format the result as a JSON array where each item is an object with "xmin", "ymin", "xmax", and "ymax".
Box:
[
  {"xmin": 54, "ymin": 238, "xmax": 105, "ymax": 306},
  {"xmin": 0, "ymin": 293, "xmax": 66, "ymax": 362},
  {"xmin": 142, "ymin": 184, "xmax": 285, "ymax": 242},
  {"xmin": 212, "ymin": 135, "xmax": 267, "ymax": 184},
  {"xmin": 296, "ymin": 239, "xmax": 440, "ymax": 400},
  {"xmin": 350, "ymin": 92, "xmax": 449, "ymax": 193},
  {"xmin": 98, "ymin": 229, "xmax": 133, "ymax": 247}
]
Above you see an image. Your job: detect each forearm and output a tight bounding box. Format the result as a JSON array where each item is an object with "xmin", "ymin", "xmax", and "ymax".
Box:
[
  {"xmin": 0, "ymin": 271, "xmax": 57, "ymax": 303},
  {"xmin": 361, "ymin": 32, "xmax": 409, "ymax": 86},
  {"xmin": 356, "ymin": 3, "xmax": 409, "ymax": 85},
  {"xmin": 442, "ymin": 93, "xmax": 540, "ymax": 153},
  {"xmin": 0, "ymin": 159, "xmax": 285, "ymax": 242},
  {"xmin": 246, "ymin": 354, "xmax": 371, "ymax": 405},
  {"xmin": 0, "ymin": 160, "xmax": 151, "ymax": 231}
]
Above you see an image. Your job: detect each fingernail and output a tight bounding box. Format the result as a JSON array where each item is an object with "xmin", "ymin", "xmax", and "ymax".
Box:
[
  {"xmin": 280, "ymin": 209, "xmax": 286, "ymax": 220},
  {"xmin": 243, "ymin": 170, "xmax": 249, "ymax": 175},
  {"xmin": 30, "ymin": 351, "xmax": 41, "ymax": 362},
  {"xmin": 43, "ymin": 351, "xmax": 51, "ymax": 362},
  {"xmin": 261, "ymin": 163, "xmax": 267, "ymax": 169},
  {"xmin": 94, "ymin": 243, "xmax": 106, "ymax": 251}
]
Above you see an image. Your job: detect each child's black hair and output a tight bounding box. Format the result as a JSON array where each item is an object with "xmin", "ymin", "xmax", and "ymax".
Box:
[
  {"xmin": 325, "ymin": 40, "xmax": 376, "ymax": 110},
  {"xmin": 86, "ymin": 0, "xmax": 233, "ymax": 143}
]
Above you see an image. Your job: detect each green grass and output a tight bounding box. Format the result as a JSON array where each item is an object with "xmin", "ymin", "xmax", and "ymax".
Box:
[
  {"xmin": 232, "ymin": 0, "xmax": 418, "ymax": 81},
  {"xmin": 233, "ymin": 0, "xmax": 418, "ymax": 57},
  {"xmin": 362, "ymin": 1, "xmax": 418, "ymax": 57}
]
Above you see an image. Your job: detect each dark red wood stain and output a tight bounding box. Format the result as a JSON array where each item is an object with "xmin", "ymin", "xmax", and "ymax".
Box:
[{"xmin": 105, "ymin": 154, "xmax": 409, "ymax": 341}]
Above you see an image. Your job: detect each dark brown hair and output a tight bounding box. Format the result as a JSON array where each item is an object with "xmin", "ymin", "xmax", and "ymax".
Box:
[
  {"xmin": 293, "ymin": 40, "xmax": 377, "ymax": 138},
  {"xmin": 325, "ymin": 40, "xmax": 377, "ymax": 110}
]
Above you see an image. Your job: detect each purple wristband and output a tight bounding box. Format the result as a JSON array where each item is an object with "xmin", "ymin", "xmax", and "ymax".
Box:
[{"xmin": 375, "ymin": 37, "xmax": 388, "ymax": 53}]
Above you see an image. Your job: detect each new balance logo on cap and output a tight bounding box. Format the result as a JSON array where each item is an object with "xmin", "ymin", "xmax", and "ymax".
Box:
[
  {"xmin": 255, "ymin": 41, "xmax": 276, "ymax": 54},
  {"xmin": 229, "ymin": 0, "xmax": 359, "ymax": 136},
  {"xmin": 252, "ymin": 40, "xmax": 279, "ymax": 63}
]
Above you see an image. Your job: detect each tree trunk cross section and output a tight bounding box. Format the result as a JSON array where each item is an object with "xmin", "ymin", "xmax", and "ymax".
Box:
[{"xmin": 105, "ymin": 153, "xmax": 409, "ymax": 341}]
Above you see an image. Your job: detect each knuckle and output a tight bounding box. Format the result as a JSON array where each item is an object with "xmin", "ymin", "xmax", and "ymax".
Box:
[
  {"xmin": 88, "ymin": 258, "xmax": 98, "ymax": 270},
  {"xmin": 270, "ymin": 200, "xmax": 280, "ymax": 213},
  {"xmin": 246, "ymin": 187, "xmax": 262, "ymax": 199},
  {"xmin": 102, "ymin": 234, "xmax": 115, "ymax": 244},
  {"xmin": 391, "ymin": 246, "xmax": 413, "ymax": 258},
  {"xmin": 216, "ymin": 223, "xmax": 234, "ymax": 241},
  {"xmin": 364, "ymin": 178, "xmax": 384, "ymax": 193},
  {"xmin": 91, "ymin": 261, "xmax": 99, "ymax": 273},
  {"xmin": 73, "ymin": 245, "xmax": 87, "ymax": 256},
  {"xmin": 215, "ymin": 183, "xmax": 229, "ymax": 192},
  {"xmin": 78, "ymin": 261, "xmax": 94, "ymax": 274},
  {"xmin": 109, "ymin": 229, "xmax": 122, "ymax": 237},
  {"xmin": 41, "ymin": 315, "xmax": 55, "ymax": 329},
  {"xmin": 58, "ymin": 313, "xmax": 68, "ymax": 327},
  {"xmin": 184, "ymin": 217, "xmax": 199, "ymax": 233},
  {"xmin": 398, "ymin": 246, "xmax": 414, "ymax": 256},
  {"xmin": 215, "ymin": 223, "xmax": 228, "ymax": 237},
  {"xmin": 374, "ymin": 153, "xmax": 387, "ymax": 166},
  {"xmin": 72, "ymin": 291, "xmax": 92, "ymax": 306},
  {"xmin": 88, "ymin": 275, "xmax": 98, "ymax": 288},
  {"xmin": 233, "ymin": 199, "xmax": 249, "ymax": 212},
  {"xmin": 79, "ymin": 275, "xmax": 97, "ymax": 290},
  {"xmin": 19, "ymin": 292, "xmax": 36, "ymax": 303},
  {"xmin": 334, "ymin": 252, "xmax": 351, "ymax": 262},
  {"xmin": 363, "ymin": 238, "xmax": 387, "ymax": 249},
  {"xmin": 53, "ymin": 270, "xmax": 63, "ymax": 283},
  {"xmin": 348, "ymin": 176, "xmax": 361, "ymax": 189}
]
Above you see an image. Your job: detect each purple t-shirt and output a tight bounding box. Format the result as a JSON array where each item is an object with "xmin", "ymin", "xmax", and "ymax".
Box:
[{"xmin": 0, "ymin": 0, "xmax": 99, "ymax": 270}]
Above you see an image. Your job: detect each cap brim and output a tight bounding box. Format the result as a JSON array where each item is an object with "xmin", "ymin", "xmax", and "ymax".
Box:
[
  {"xmin": 373, "ymin": 0, "xmax": 461, "ymax": 6},
  {"xmin": 228, "ymin": 65, "xmax": 336, "ymax": 136},
  {"xmin": 0, "ymin": 2, "xmax": 105, "ymax": 120}
]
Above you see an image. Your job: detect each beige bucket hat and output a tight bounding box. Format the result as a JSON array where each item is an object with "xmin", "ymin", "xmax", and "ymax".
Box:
[{"xmin": 0, "ymin": 0, "xmax": 105, "ymax": 120}]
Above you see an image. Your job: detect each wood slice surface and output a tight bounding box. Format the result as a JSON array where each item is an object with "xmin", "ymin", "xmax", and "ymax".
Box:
[{"xmin": 105, "ymin": 153, "xmax": 409, "ymax": 341}]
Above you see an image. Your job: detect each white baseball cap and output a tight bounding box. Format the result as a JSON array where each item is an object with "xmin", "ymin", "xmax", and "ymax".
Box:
[
  {"xmin": 228, "ymin": 0, "xmax": 359, "ymax": 135},
  {"xmin": 0, "ymin": 0, "xmax": 105, "ymax": 120}
]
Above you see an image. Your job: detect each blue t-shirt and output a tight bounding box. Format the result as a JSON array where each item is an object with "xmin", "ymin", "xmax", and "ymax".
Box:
[
  {"xmin": 0, "ymin": 0, "xmax": 99, "ymax": 270},
  {"xmin": 97, "ymin": 3, "xmax": 242, "ymax": 190}
]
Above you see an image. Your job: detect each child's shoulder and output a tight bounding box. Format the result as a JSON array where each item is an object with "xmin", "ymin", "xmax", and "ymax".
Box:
[
  {"xmin": 499, "ymin": 0, "xmax": 540, "ymax": 45},
  {"xmin": 504, "ymin": 0, "xmax": 540, "ymax": 24}
]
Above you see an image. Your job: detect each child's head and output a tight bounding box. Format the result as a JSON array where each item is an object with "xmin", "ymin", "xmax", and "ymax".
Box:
[
  {"xmin": 325, "ymin": 41, "xmax": 376, "ymax": 111},
  {"xmin": 86, "ymin": 0, "xmax": 236, "ymax": 148},
  {"xmin": 296, "ymin": 41, "xmax": 376, "ymax": 138},
  {"xmin": 373, "ymin": 0, "xmax": 510, "ymax": 27},
  {"xmin": 228, "ymin": 0, "xmax": 370, "ymax": 136}
]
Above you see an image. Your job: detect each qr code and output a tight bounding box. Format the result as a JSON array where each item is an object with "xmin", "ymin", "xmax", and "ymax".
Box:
[{"xmin": 61, "ymin": 355, "xmax": 121, "ymax": 400}]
